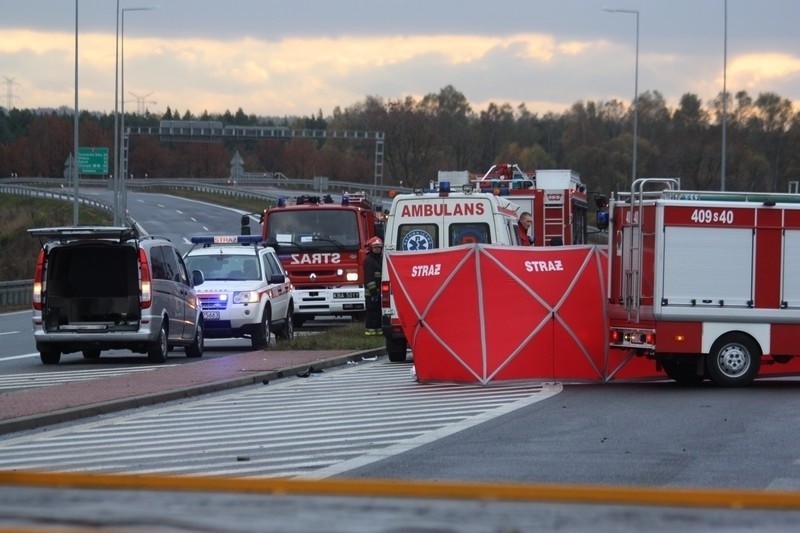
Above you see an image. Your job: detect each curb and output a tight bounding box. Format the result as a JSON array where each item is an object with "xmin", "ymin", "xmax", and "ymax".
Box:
[{"xmin": 0, "ymin": 347, "xmax": 387, "ymax": 435}]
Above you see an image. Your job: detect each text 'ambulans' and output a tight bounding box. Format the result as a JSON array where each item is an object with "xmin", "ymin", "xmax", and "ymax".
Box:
[{"xmin": 401, "ymin": 203, "xmax": 486, "ymax": 217}]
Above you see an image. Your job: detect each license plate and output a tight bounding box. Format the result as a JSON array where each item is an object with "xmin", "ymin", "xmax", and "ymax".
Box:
[
  {"xmin": 333, "ymin": 292, "xmax": 359, "ymax": 299},
  {"xmin": 203, "ymin": 311, "xmax": 220, "ymax": 320}
]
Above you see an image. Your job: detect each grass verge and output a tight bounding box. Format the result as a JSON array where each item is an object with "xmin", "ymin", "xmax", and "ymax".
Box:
[{"xmin": 280, "ymin": 322, "xmax": 385, "ymax": 351}]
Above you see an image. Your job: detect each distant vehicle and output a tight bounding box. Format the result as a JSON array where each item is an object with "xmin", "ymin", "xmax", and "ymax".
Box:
[
  {"xmin": 241, "ymin": 192, "xmax": 384, "ymax": 328},
  {"xmin": 28, "ymin": 226, "xmax": 205, "ymax": 365},
  {"xmin": 183, "ymin": 235, "xmax": 294, "ymax": 349}
]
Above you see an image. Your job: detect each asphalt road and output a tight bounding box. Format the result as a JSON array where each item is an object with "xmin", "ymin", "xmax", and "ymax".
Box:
[{"xmin": 4, "ymin": 191, "xmax": 800, "ymax": 530}]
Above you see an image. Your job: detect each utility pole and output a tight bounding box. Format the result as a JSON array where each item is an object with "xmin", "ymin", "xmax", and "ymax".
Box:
[
  {"xmin": 129, "ymin": 91, "xmax": 157, "ymax": 115},
  {"xmin": 3, "ymin": 76, "xmax": 22, "ymax": 109}
]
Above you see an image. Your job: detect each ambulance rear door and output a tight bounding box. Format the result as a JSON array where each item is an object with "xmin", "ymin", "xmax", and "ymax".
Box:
[{"xmin": 390, "ymin": 194, "xmax": 496, "ymax": 252}]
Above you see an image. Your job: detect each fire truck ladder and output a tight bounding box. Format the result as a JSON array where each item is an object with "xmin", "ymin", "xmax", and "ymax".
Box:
[
  {"xmin": 543, "ymin": 200, "xmax": 566, "ymax": 245},
  {"xmin": 624, "ymin": 178, "xmax": 680, "ymax": 321}
]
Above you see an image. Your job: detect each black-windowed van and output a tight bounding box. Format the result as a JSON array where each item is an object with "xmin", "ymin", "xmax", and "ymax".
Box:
[{"xmin": 28, "ymin": 226, "xmax": 205, "ymax": 364}]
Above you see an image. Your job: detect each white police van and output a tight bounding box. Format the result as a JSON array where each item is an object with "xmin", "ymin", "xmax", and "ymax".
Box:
[
  {"xmin": 183, "ymin": 235, "xmax": 294, "ymax": 349},
  {"xmin": 380, "ymin": 182, "xmax": 523, "ymax": 362}
]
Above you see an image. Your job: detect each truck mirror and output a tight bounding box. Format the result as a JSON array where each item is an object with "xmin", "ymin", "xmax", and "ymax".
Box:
[{"xmin": 594, "ymin": 194, "xmax": 609, "ymax": 210}]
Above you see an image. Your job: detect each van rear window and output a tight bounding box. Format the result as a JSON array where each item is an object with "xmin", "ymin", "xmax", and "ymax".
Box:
[
  {"xmin": 449, "ymin": 223, "xmax": 490, "ymax": 246},
  {"xmin": 396, "ymin": 224, "xmax": 438, "ymax": 251}
]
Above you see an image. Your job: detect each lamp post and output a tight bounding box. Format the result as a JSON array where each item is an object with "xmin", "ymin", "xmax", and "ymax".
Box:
[
  {"xmin": 603, "ymin": 7, "xmax": 639, "ymax": 186},
  {"xmin": 721, "ymin": 0, "xmax": 728, "ymax": 191},
  {"xmin": 113, "ymin": 0, "xmax": 120, "ymax": 225},
  {"xmin": 73, "ymin": 0, "xmax": 80, "ymax": 224},
  {"xmin": 118, "ymin": 6, "xmax": 156, "ymax": 225}
]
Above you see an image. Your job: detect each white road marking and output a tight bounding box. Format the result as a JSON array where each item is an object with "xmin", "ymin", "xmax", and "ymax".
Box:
[{"xmin": 0, "ymin": 362, "xmax": 561, "ymax": 479}]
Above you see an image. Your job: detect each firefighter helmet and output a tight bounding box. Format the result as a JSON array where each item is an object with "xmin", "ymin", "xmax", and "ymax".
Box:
[{"xmin": 366, "ymin": 236, "xmax": 383, "ymax": 247}]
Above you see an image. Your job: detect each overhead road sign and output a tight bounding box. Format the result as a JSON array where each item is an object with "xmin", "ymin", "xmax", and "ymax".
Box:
[{"xmin": 77, "ymin": 147, "xmax": 109, "ymax": 175}]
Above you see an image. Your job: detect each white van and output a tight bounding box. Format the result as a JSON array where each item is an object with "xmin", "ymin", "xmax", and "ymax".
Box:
[{"xmin": 380, "ymin": 183, "xmax": 522, "ymax": 362}]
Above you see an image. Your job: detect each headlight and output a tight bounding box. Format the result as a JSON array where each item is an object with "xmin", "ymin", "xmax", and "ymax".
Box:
[
  {"xmin": 233, "ymin": 291, "xmax": 260, "ymax": 304},
  {"xmin": 346, "ymin": 271, "xmax": 359, "ymax": 282}
]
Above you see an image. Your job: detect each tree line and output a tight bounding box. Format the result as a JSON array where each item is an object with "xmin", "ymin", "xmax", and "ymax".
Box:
[{"xmin": 0, "ymin": 84, "xmax": 798, "ymax": 196}]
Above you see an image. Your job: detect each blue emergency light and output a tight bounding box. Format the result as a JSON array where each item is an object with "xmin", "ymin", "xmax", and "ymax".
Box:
[
  {"xmin": 277, "ymin": 197, "xmax": 286, "ymax": 208},
  {"xmin": 190, "ymin": 235, "xmax": 263, "ymax": 245}
]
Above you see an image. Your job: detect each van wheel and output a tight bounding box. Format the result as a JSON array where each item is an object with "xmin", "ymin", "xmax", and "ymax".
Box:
[
  {"xmin": 276, "ymin": 308, "xmax": 294, "ymax": 342},
  {"xmin": 82, "ymin": 349, "xmax": 101, "ymax": 359},
  {"xmin": 185, "ymin": 321, "xmax": 204, "ymax": 358},
  {"xmin": 148, "ymin": 323, "xmax": 169, "ymax": 363},
  {"xmin": 705, "ymin": 333, "xmax": 761, "ymax": 387},
  {"xmin": 386, "ymin": 336, "xmax": 408, "ymax": 363},
  {"xmin": 40, "ymin": 349, "xmax": 61, "ymax": 365},
  {"xmin": 252, "ymin": 312, "xmax": 271, "ymax": 350}
]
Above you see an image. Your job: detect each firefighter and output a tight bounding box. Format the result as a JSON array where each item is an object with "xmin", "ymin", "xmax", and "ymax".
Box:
[
  {"xmin": 363, "ymin": 236, "xmax": 383, "ymax": 335},
  {"xmin": 517, "ymin": 211, "xmax": 534, "ymax": 246}
]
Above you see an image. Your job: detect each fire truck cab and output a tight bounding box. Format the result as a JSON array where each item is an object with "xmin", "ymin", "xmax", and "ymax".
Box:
[
  {"xmin": 380, "ymin": 181, "xmax": 523, "ymax": 361},
  {"xmin": 242, "ymin": 192, "xmax": 383, "ymax": 327},
  {"xmin": 607, "ymin": 178, "xmax": 800, "ymax": 386}
]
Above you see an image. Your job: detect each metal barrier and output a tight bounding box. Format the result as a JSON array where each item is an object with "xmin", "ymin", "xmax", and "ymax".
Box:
[{"xmin": 0, "ymin": 280, "xmax": 32, "ymax": 309}]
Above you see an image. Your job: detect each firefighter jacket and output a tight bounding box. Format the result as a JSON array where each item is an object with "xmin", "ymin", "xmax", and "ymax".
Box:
[{"xmin": 364, "ymin": 250, "xmax": 382, "ymax": 297}]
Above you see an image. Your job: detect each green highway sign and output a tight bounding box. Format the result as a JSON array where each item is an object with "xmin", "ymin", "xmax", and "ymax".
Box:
[{"xmin": 77, "ymin": 147, "xmax": 109, "ymax": 175}]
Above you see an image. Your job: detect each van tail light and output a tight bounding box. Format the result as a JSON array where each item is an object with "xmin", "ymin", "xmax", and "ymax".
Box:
[
  {"xmin": 32, "ymin": 249, "xmax": 45, "ymax": 311},
  {"xmin": 381, "ymin": 280, "xmax": 391, "ymax": 308},
  {"xmin": 139, "ymin": 248, "xmax": 153, "ymax": 309}
]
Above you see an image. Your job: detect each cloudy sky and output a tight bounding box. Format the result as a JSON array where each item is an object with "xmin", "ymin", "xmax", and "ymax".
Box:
[{"xmin": 1, "ymin": 0, "xmax": 799, "ymax": 119}]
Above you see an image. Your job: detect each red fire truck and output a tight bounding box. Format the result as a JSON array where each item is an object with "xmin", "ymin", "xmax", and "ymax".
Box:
[
  {"xmin": 475, "ymin": 163, "xmax": 589, "ymax": 245},
  {"xmin": 607, "ymin": 178, "xmax": 800, "ymax": 386},
  {"xmin": 242, "ymin": 192, "xmax": 383, "ymax": 327}
]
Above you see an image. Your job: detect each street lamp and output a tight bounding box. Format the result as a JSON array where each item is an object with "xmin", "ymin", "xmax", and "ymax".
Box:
[
  {"xmin": 603, "ymin": 7, "xmax": 639, "ymax": 186},
  {"xmin": 73, "ymin": 0, "xmax": 80, "ymax": 224},
  {"xmin": 116, "ymin": 5, "xmax": 156, "ymax": 225}
]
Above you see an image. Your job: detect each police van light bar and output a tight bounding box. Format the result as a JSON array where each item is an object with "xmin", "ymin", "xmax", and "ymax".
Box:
[{"xmin": 190, "ymin": 235, "xmax": 263, "ymax": 245}]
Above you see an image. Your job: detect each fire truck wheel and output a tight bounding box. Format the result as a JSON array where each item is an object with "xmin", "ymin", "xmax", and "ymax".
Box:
[
  {"xmin": 252, "ymin": 311, "xmax": 271, "ymax": 350},
  {"xmin": 82, "ymin": 349, "xmax": 101, "ymax": 359},
  {"xmin": 706, "ymin": 333, "xmax": 761, "ymax": 387},
  {"xmin": 661, "ymin": 357, "xmax": 704, "ymax": 386}
]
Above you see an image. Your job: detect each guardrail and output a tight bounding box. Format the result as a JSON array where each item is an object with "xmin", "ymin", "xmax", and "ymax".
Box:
[
  {"xmin": 0, "ymin": 280, "xmax": 32, "ymax": 309},
  {"xmin": 0, "ymin": 183, "xmax": 115, "ymax": 214},
  {"xmin": 0, "ymin": 185, "xmax": 118, "ymax": 311}
]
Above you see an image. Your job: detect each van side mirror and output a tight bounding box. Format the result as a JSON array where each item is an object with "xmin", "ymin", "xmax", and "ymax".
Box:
[{"xmin": 191, "ymin": 269, "xmax": 204, "ymax": 287}]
